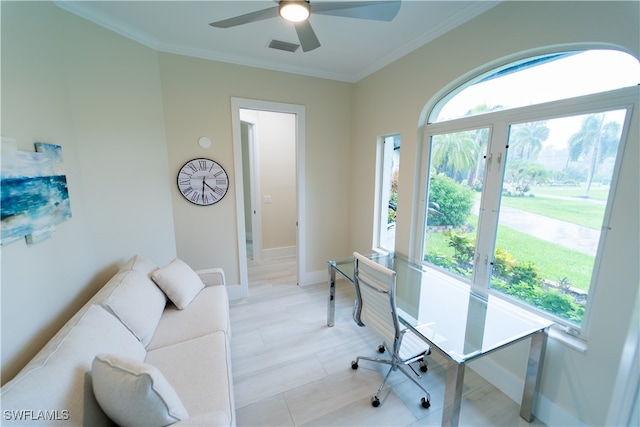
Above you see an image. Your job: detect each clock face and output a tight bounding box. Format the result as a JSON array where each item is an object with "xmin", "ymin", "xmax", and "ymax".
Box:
[{"xmin": 177, "ymin": 158, "xmax": 229, "ymax": 206}]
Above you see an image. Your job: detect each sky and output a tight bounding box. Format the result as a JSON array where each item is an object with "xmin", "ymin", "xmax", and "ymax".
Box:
[
  {"xmin": 438, "ymin": 49, "xmax": 639, "ymax": 121},
  {"xmin": 434, "ymin": 50, "xmax": 638, "ymax": 151}
]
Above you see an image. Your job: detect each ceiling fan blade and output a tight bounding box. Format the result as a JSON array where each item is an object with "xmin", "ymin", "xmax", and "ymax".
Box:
[
  {"xmin": 294, "ymin": 21, "xmax": 321, "ymax": 52},
  {"xmin": 209, "ymin": 6, "xmax": 279, "ymax": 28},
  {"xmin": 311, "ymin": 1, "xmax": 401, "ymax": 21}
]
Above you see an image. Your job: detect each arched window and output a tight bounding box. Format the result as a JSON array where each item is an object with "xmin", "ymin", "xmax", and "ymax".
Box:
[
  {"xmin": 430, "ymin": 50, "xmax": 639, "ymax": 122},
  {"xmin": 416, "ymin": 49, "xmax": 639, "ymax": 336}
]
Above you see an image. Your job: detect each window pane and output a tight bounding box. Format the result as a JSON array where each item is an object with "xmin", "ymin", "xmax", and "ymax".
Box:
[
  {"xmin": 379, "ymin": 135, "xmax": 400, "ymax": 251},
  {"xmin": 423, "ymin": 128, "xmax": 490, "ymax": 282},
  {"xmin": 432, "ymin": 50, "xmax": 640, "ymax": 122},
  {"xmin": 491, "ymin": 110, "xmax": 627, "ymax": 325}
]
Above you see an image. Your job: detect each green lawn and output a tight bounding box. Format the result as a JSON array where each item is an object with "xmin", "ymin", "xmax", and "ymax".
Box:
[
  {"xmin": 499, "ymin": 195, "xmax": 605, "ymax": 230},
  {"xmin": 425, "ymin": 182, "xmax": 605, "ymax": 293},
  {"xmin": 532, "ymin": 184, "xmax": 610, "ymax": 201},
  {"xmin": 494, "ymin": 226, "xmax": 594, "ymax": 291},
  {"xmin": 426, "ymin": 216, "xmax": 594, "ymax": 291}
]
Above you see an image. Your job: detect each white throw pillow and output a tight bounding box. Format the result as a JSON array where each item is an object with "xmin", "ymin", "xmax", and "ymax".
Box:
[
  {"xmin": 120, "ymin": 254, "xmax": 158, "ymax": 277},
  {"xmin": 152, "ymin": 258, "xmax": 204, "ymax": 310},
  {"xmin": 102, "ymin": 269, "xmax": 167, "ymax": 346},
  {"xmin": 92, "ymin": 353, "xmax": 188, "ymax": 427}
]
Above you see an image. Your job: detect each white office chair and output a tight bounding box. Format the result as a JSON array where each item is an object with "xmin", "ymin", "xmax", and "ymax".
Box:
[{"xmin": 351, "ymin": 252, "xmax": 432, "ymax": 409}]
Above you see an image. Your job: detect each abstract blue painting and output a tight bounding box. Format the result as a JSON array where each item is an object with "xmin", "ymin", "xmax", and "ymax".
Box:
[{"xmin": 1, "ymin": 139, "xmax": 72, "ymax": 245}]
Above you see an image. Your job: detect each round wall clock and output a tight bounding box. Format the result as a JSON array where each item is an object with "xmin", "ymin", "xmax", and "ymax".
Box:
[{"xmin": 177, "ymin": 158, "xmax": 229, "ymax": 206}]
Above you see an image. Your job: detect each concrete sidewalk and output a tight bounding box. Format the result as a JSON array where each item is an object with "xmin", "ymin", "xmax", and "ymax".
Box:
[
  {"xmin": 473, "ymin": 202, "xmax": 601, "ymax": 256},
  {"xmin": 496, "ymin": 205, "xmax": 600, "ymax": 256}
]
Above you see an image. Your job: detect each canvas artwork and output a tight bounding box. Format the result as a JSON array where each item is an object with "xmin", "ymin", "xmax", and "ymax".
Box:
[{"xmin": 1, "ymin": 139, "xmax": 72, "ymax": 245}]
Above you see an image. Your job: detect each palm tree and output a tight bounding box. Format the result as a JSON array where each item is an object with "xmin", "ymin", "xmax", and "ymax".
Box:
[
  {"xmin": 510, "ymin": 121, "xmax": 549, "ymax": 160},
  {"xmin": 431, "ymin": 131, "xmax": 478, "ymax": 181},
  {"xmin": 568, "ymin": 114, "xmax": 621, "ymax": 197}
]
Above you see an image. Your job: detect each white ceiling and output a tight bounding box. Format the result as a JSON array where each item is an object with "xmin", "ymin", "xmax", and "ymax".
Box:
[{"xmin": 55, "ymin": 1, "xmax": 500, "ymax": 83}]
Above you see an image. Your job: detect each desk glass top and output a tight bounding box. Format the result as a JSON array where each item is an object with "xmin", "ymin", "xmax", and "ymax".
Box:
[{"xmin": 329, "ymin": 253, "xmax": 553, "ymax": 363}]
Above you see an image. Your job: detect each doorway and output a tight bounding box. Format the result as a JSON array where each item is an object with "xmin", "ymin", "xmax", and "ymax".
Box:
[
  {"xmin": 231, "ymin": 98, "xmax": 306, "ymax": 295},
  {"xmin": 240, "ymin": 110, "xmax": 296, "ymax": 263}
]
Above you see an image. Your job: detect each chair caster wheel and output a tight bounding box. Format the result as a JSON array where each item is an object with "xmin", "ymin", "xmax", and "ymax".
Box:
[
  {"xmin": 351, "ymin": 361, "xmax": 358, "ymax": 370},
  {"xmin": 419, "ymin": 360, "xmax": 428, "ymax": 372},
  {"xmin": 421, "ymin": 397, "xmax": 431, "ymax": 409},
  {"xmin": 371, "ymin": 396, "xmax": 380, "ymax": 407},
  {"xmin": 378, "ymin": 345, "xmax": 385, "ymax": 353}
]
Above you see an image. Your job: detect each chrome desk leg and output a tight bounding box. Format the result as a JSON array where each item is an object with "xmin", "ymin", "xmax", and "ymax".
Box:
[
  {"xmin": 520, "ymin": 330, "xmax": 547, "ymax": 421},
  {"xmin": 327, "ymin": 264, "xmax": 336, "ymax": 327},
  {"xmin": 443, "ymin": 361, "xmax": 465, "ymax": 426}
]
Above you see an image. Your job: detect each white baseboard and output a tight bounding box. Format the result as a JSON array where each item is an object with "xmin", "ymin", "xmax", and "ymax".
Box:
[
  {"xmin": 299, "ymin": 269, "xmax": 327, "ymax": 286},
  {"xmin": 468, "ymin": 357, "xmax": 523, "ymax": 403},
  {"xmin": 470, "ymin": 356, "xmax": 584, "ymax": 426},
  {"xmin": 535, "ymin": 393, "xmax": 586, "ymax": 427},
  {"xmin": 262, "ymin": 246, "xmax": 295, "ymax": 260}
]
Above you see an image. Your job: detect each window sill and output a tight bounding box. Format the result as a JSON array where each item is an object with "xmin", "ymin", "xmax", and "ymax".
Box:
[
  {"xmin": 476, "ymin": 283, "xmax": 589, "ymax": 353},
  {"xmin": 373, "ymin": 248, "xmax": 391, "ymax": 256},
  {"xmin": 548, "ymin": 325, "xmax": 588, "ymax": 353},
  {"xmin": 417, "ymin": 263, "xmax": 589, "ymax": 353}
]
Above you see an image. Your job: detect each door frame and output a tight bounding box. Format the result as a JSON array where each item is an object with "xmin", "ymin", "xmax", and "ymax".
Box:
[
  {"xmin": 231, "ymin": 97, "xmax": 306, "ymax": 294},
  {"xmin": 241, "ymin": 120, "xmax": 263, "ymax": 263}
]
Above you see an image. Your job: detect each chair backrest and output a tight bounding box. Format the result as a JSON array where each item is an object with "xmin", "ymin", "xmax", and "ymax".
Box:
[{"xmin": 352, "ymin": 252, "xmax": 401, "ymax": 351}]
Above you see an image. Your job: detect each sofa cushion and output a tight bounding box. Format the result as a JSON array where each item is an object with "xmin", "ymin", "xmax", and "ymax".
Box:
[
  {"xmin": 152, "ymin": 258, "xmax": 204, "ymax": 309},
  {"xmin": 145, "ymin": 332, "xmax": 234, "ymax": 426},
  {"xmin": 92, "ymin": 354, "xmax": 188, "ymax": 427},
  {"xmin": 102, "ymin": 269, "xmax": 167, "ymax": 346},
  {"xmin": 146, "ymin": 285, "xmax": 230, "ymax": 351},
  {"xmin": 120, "ymin": 254, "xmax": 158, "ymax": 277},
  {"xmin": 0, "ymin": 305, "xmax": 146, "ymax": 426}
]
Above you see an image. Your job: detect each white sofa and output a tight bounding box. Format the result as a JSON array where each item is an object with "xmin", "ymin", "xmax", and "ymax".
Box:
[{"xmin": 1, "ymin": 255, "xmax": 235, "ymax": 426}]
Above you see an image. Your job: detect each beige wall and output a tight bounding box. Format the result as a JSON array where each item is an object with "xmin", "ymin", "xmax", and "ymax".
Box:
[
  {"xmin": 256, "ymin": 111, "xmax": 296, "ymax": 252},
  {"xmin": 2, "ymin": 2, "xmax": 353, "ymax": 383},
  {"xmin": 351, "ymin": 2, "xmax": 639, "ymax": 425},
  {"xmin": 2, "ymin": 1, "xmax": 638, "ymax": 425},
  {"xmin": 158, "ymin": 53, "xmax": 352, "ymax": 285},
  {"xmin": 1, "ymin": 1, "xmax": 177, "ymax": 381}
]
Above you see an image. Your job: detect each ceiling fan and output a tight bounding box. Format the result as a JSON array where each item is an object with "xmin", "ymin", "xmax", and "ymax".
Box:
[{"xmin": 209, "ymin": 1, "xmax": 401, "ymax": 53}]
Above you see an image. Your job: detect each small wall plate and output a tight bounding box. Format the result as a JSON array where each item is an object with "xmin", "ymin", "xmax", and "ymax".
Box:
[{"xmin": 198, "ymin": 137, "xmax": 212, "ymax": 149}]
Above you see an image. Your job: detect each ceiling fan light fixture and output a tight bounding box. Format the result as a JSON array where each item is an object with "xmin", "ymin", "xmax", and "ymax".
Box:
[{"xmin": 279, "ymin": 1, "xmax": 310, "ymax": 23}]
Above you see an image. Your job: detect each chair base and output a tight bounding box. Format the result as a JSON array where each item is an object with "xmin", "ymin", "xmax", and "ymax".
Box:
[{"xmin": 351, "ymin": 348, "xmax": 431, "ymax": 409}]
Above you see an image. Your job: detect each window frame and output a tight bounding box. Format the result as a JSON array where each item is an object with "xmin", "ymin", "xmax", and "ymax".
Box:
[
  {"xmin": 373, "ymin": 134, "xmax": 401, "ymax": 253},
  {"xmin": 414, "ymin": 85, "xmax": 638, "ymax": 341}
]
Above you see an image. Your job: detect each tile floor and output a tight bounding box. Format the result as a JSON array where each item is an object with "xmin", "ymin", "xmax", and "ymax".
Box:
[{"xmin": 229, "ymin": 256, "xmax": 547, "ymax": 427}]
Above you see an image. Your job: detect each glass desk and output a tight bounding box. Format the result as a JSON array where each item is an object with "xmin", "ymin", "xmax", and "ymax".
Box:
[{"xmin": 327, "ymin": 253, "xmax": 553, "ymax": 427}]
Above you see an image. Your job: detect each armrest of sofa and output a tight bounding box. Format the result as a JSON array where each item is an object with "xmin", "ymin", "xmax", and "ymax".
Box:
[{"xmin": 196, "ymin": 268, "xmax": 226, "ymax": 288}]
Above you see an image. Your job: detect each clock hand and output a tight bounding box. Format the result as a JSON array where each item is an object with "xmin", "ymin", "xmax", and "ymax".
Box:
[
  {"xmin": 204, "ymin": 181, "xmax": 217, "ymax": 192},
  {"xmin": 202, "ymin": 178, "xmax": 206, "ymax": 202}
]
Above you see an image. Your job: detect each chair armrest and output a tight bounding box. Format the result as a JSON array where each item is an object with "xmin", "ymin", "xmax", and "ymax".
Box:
[{"xmin": 196, "ymin": 268, "xmax": 226, "ymax": 287}]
